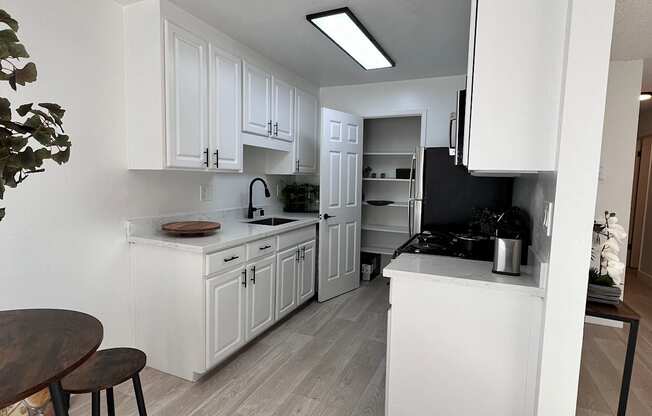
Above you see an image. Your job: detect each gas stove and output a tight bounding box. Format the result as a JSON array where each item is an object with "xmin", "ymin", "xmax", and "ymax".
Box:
[{"xmin": 394, "ymin": 230, "xmax": 494, "ymax": 261}]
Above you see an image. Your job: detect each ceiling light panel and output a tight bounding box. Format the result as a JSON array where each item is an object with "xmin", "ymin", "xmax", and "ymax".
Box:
[{"xmin": 307, "ymin": 8, "xmax": 394, "ymax": 70}]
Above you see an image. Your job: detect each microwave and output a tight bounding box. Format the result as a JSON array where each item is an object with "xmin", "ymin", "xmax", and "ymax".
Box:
[{"xmin": 448, "ymin": 89, "xmax": 466, "ymax": 166}]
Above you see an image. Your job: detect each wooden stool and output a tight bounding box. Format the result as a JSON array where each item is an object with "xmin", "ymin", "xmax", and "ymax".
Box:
[{"xmin": 61, "ymin": 348, "xmax": 147, "ymax": 416}]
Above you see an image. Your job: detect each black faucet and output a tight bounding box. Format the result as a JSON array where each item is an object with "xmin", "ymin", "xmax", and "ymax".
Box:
[{"xmin": 247, "ymin": 177, "xmax": 271, "ymax": 219}]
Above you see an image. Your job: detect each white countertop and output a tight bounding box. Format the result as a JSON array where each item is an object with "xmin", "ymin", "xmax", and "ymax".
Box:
[
  {"xmin": 383, "ymin": 253, "xmax": 545, "ymax": 297},
  {"xmin": 128, "ymin": 212, "xmax": 319, "ymax": 254}
]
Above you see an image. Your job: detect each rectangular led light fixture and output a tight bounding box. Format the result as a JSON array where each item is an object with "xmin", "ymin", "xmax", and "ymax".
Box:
[{"xmin": 307, "ymin": 7, "xmax": 395, "ymax": 71}]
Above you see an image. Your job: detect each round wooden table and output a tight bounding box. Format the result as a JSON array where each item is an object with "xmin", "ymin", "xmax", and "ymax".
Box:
[{"xmin": 0, "ymin": 309, "xmax": 103, "ymax": 415}]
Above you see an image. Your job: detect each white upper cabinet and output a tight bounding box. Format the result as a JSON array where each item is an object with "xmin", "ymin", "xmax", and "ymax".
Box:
[
  {"xmin": 209, "ymin": 46, "xmax": 242, "ymax": 172},
  {"xmin": 463, "ymin": 0, "xmax": 567, "ymax": 173},
  {"xmin": 272, "ymin": 78, "xmax": 295, "ymax": 142},
  {"xmin": 243, "ymin": 61, "xmax": 272, "ymax": 138},
  {"xmin": 295, "ymin": 89, "xmax": 319, "ymax": 173},
  {"xmin": 164, "ymin": 21, "xmax": 209, "ymax": 169}
]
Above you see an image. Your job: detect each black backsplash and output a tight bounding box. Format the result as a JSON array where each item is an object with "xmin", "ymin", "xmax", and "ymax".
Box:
[{"xmin": 421, "ymin": 148, "xmax": 514, "ymax": 229}]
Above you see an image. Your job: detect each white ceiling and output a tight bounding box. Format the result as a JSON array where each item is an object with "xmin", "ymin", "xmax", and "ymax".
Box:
[
  {"xmin": 612, "ymin": 0, "xmax": 652, "ymax": 111},
  {"xmin": 168, "ymin": 0, "xmax": 471, "ymax": 87}
]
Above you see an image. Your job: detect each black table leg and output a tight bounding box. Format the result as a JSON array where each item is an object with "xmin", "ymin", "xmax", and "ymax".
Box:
[
  {"xmin": 92, "ymin": 391, "xmax": 100, "ymax": 416},
  {"xmin": 49, "ymin": 382, "xmax": 69, "ymax": 416},
  {"xmin": 106, "ymin": 387, "xmax": 115, "ymax": 416},
  {"xmin": 617, "ymin": 320, "xmax": 639, "ymax": 416},
  {"xmin": 132, "ymin": 373, "xmax": 147, "ymax": 416}
]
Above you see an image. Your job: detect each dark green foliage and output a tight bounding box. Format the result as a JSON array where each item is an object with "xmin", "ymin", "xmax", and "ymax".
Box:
[
  {"xmin": 0, "ymin": 9, "xmax": 71, "ymax": 222},
  {"xmin": 588, "ymin": 267, "xmax": 615, "ymax": 287}
]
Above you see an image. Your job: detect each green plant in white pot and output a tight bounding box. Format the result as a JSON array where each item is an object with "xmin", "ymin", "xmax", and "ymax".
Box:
[{"xmin": 0, "ymin": 9, "xmax": 72, "ymax": 222}]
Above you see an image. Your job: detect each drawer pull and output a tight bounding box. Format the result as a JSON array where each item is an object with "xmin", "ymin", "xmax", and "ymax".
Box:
[
  {"xmin": 259, "ymin": 244, "xmax": 272, "ymax": 250},
  {"xmin": 223, "ymin": 255, "xmax": 239, "ymax": 263}
]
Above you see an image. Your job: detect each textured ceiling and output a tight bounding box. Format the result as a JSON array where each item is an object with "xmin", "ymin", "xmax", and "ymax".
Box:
[
  {"xmin": 612, "ymin": 0, "xmax": 652, "ymax": 112},
  {"xmin": 168, "ymin": 0, "xmax": 471, "ymax": 87}
]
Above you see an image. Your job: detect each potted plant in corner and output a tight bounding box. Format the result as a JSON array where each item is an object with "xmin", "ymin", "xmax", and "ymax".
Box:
[
  {"xmin": 0, "ymin": 9, "xmax": 72, "ymax": 223},
  {"xmin": 0, "ymin": 8, "xmax": 72, "ymax": 416},
  {"xmin": 588, "ymin": 211, "xmax": 627, "ymax": 305}
]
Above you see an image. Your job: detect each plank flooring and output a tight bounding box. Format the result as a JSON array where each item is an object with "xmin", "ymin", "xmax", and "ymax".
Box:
[
  {"xmin": 577, "ymin": 269, "xmax": 652, "ymax": 416},
  {"xmin": 68, "ymin": 270, "xmax": 652, "ymax": 416},
  {"xmin": 69, "ymin": 277, "xmax": 390, "ymax": 416}
]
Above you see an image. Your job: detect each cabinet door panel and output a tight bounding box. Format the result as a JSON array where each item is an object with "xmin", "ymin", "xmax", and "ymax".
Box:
[
  {"xmin": 296, "ymin": 89, "xmax": 318, "ymax": 173},
  {"xmin": 273, "ymin": 78, "xmax": 295, "ymax": 142},
  {"xmin": 298, "ymin": 240, "xmax": 316, "ymax": 304},
  {"xmin": 246, "ymin": 255, "xmax": 276, "ymax": 340},
  {"xmin": 209, "ymin": 46, "xmax": 241, "ymax": 171},
  {"xmin": 164, "ymin": 20, "xmax": 208, "ymax": 169},
  {"xmin": 206, "ymin": 268, "xmax": 246, "ymax": 368},
  {"xmin": 276, "ymin": 246, "xmax": 298, "ymax": 320},
  {"xmin": 243, "ymin": 61, "xmax": 271, "ymax": 138}
]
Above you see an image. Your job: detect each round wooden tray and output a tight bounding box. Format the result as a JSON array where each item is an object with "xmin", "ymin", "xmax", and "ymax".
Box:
[{"xmin": 161, "ymin": 221, "xmax": 221, "ymax": 236}]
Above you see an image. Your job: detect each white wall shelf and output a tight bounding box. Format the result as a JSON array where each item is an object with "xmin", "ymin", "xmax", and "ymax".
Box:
[
  {"xmin": 363, "ymin": 152, "xmax": 414, "ymax": 157},
  {"xmin": 361, "ymin": 245, "xmax": 396, "ymax": 256},
  {"xmin": 363, "ymin": 177, "xmax": 411, "ymax": 182},
  {"xmin": 362, "ymin": 224, "xmax": 410, "ymax": 234},
  {"xmin": 363, "ymin": 201, "xmax": 409, "ymax": 207}
]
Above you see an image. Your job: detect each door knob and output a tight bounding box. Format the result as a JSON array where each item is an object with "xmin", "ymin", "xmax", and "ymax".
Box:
[{"xmin": 321, "ymin": 213, "xmax": 336, "ymax": 220}]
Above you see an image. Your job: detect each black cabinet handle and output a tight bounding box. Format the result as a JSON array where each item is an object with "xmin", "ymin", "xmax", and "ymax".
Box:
[
  {"xmin": 296, "ymin": 249, "xmax": 301, "ymax": 263},
  {"xmin": 250, "ymin": 265, "xmax": 256, "ymax": 284},
  {"xmin": 259, "ymin": 245, "xmax": 272, "ymax": 250},
  {"xmin": 274, "ymin": 122, "xmax": 278, "ymax": 136},
  {"xmin": 204, "ymin": 148, "xmax": 209, "ymax": 167},
  {"xmin": 296, "ymin": 160, "xmax": 299, "ymax": 172},
  {"xmin": 301, "ymin": 247, "xmax": 306, "ymax": 261},
  {"xmin": 241, "ymin": 269, "xmax": 247, "ymax": 288},
  {"xmin": 214, "ymin": 149, "xmax": 219, "ymax": 168},
  {"xmin": 267, "ymin": 120, "xmax": 272, "ymax": 136},
  {"xmin": 223, "ymin": 255, "xmax": 239, "ymax": 263}
]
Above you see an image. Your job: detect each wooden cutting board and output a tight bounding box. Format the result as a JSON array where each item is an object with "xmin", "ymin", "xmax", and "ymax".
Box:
[{"xmin": 161, "ymin": 221, "xmax": 221, "ymax": 236}]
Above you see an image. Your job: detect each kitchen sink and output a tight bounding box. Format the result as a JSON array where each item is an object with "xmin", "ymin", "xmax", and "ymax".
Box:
[{"xmin": 248, "ymin": 217, "xmax": 298, "ymax": 226}]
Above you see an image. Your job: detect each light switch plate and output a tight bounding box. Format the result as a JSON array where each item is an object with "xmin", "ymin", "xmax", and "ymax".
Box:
[
  {"xmin": 543, "ymin": 201, "xmax": 553, "ymax": 237},
  {"xmin": 200, "ymin": 184, "xmax": 213, "ymax": 202}
]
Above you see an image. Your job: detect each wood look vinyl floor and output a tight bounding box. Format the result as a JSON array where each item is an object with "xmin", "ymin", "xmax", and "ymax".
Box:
[
  {"xmin": 577, "ymin": 269, "xmax": 652, "ymax": 416},
  {"xmin": 68, "ymin": 270, "xmax": 652, "ymax": 416},
  {"xmin": 69, "ymin": 277, "xmax": 390, "ymax": 416}
]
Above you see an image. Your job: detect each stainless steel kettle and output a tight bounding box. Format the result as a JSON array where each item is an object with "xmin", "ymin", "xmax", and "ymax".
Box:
[{"xmin": 492, "ymin": 237, "xmax": 522, "ymax": 276}]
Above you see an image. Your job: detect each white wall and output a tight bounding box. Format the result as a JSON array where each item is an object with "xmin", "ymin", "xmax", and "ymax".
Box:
[
  {"xmin": 0, "ymin": 0, "xmax": 313, "ymax": 348},
  {"xmin": 594, "ymin": 60, "xmax": 643, "ymax": 264},
  {"xmin": 320, "ymin": 75, "xmax": 466, "ymax": 148},
  {"xmin": 536, "ymin": 1, "xmax": 615, "ymax": 414}
]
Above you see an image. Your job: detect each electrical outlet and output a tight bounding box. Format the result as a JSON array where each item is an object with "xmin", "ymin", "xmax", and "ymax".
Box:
[{"xmin": 200, "ymin": 184, "xmax": 213, "ymax": 202}]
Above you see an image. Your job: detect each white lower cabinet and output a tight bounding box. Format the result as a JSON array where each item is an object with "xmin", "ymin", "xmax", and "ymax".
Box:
[
  {"xmin": 246, "ymin": 255, "xmax": 276, "ymax": 340},
  {"xmin": 298, "ymin": 240, "xmax": 316, "ymax": 303},
  {"xmin": 134, "ymin": 224, "xmax": 317, "ymax": 381},
  {"xmin": 276, "ymin": 246, "xmax": 299, "ymax": 320},
  {"xmin": 206, "ymin": 267, "xmax": 246, "ymax": 368}
]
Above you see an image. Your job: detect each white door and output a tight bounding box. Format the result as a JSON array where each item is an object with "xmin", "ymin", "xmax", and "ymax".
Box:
[
  {"xmin": 296, "ymin": 89, "xmax": 319, "ymax": 173},
  {"xmin": 272, "ymin": 78, "xmax": 295, "ymax": 142},
  {"xmin": 242, "ymin": 61, "xmax": 271, "ymax": 138},
  {"xmin": 246, "ymin": 255, "xmax": 276, "ymax": 340},
  {"xmin": 164, "ymin": 20, "xmax": 208, "ymax": 169},
  {"xmin": 276, "ymin": 246, "xmax": 298, "ymax": 320},
  {"xmin": 298, "ymin": 240, "xmax": 316, "ymax": 303},
  {"xmin": 318, "ymin": 108, "xmax": 363, "ymax": 302},
  {"xmin": 206, "ymin": 267, "xmax": 246, "ymax": 367},
  {"xmin": 209, "ymin": 45, "xmax": 241, "ymax": 172}
]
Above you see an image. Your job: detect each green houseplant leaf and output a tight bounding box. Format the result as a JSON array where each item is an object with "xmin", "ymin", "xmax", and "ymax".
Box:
[{"xmin": 0, "ymin": 8, "xmax": 72, "ymax": 222}]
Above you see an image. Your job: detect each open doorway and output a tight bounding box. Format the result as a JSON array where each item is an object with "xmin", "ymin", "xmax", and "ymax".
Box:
[{"xmin": 628, "ymin": 135, "xmax": 652, "ymax": 276}]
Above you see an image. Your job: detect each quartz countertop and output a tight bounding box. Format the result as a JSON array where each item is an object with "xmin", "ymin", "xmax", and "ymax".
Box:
[
  {"xmin": 128, "ymin": 212, "xmax": 319, "ymax": 254},
  {"xmin": 383, "ymin": 253, "xmax": 545, "ymax": 297}
]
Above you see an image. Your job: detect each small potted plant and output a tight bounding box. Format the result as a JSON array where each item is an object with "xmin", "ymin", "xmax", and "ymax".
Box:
[{"xmin": 280, "ymin": 182, "xmax": 319, "ymax": 213}]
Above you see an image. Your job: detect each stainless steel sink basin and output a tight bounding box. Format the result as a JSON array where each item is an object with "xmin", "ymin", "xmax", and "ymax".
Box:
[{"xmin": 248, "ymin": 217, "xmax": 298, "ymax": 226}]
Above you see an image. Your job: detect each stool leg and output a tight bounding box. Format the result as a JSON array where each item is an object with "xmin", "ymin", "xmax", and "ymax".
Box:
[
  {"xmin": 91, "ymin": 391, "xmax": 101, "ymax": 416},
  {"xmin": 48, "ymin": 382, "xmax": 70, "ymax": 416},
  {"xmin": 106, "ymin": 388, "xmax": 115, "ymax": 416},
  {"xmin": 132, "ymin": 374, "xmax": 147, "ymax": 416}
]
